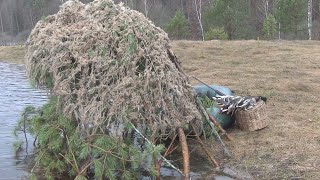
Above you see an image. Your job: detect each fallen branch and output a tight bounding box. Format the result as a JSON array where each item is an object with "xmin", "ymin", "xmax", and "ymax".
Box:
[
  {"xmin": 177, "ymin": 127, "xmax": 190, "ymax": 180},
  {"xmin": 196, "ymin": 98, "xmax": 231, "ymax": 158},
  {"xmin": 191, "ymin": 124, "xmax": 219, "ymax": 167}
]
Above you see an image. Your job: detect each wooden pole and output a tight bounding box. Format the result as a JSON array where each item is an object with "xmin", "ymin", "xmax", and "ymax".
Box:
[
  {"xmin": 206, "ymin": 111, "xmax": 234, "ymax": 141},
  {"xmin": 177, "ymin": 127, "xmax": 190, "ymax": 180},
  {"xmin": 196, "ymin": 98, "xmax": 231, "ymax": 158},
  {"xmin": 191, "ymin": 124, "xmax": 219, "ymax": 167},
  {"xmin": 155, "ymin": 159, "xmax": 161, "ymax": 180}
]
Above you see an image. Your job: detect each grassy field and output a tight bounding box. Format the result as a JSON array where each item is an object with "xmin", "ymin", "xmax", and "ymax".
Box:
[
  {"xmin": 171, "ymin": 40, "xmax": 320, "ymax": 179},
  {"xmin": 0, "ymin": 45, "xmax": 25, "ymax": 64},
  {"xmin": 1, "ymin": 41, "xmax": 320, "ymax": 179}
]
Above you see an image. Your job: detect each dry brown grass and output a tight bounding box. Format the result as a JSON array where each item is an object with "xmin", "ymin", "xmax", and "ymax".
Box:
[
  {"xmin": 171, "ymin": 40, "xmax": 320, "ymax": 179},
  {"xmin": 0, "ymin": 45, "xmax": 25, "ymax": 64}
]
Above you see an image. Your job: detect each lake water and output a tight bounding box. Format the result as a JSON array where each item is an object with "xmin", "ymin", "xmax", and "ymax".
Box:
[{"xmin": 0, "ymin": 62, "xmax": 48, "ymax": 179}]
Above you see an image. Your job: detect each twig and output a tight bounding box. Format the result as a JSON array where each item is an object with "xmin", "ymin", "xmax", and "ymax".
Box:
[
  {"xmin": 164, "ymin": 145, "xmax": 179, "ymax": 157},
  {"xmin": 129, "ymin": 122, "xmax": 184, "ymax": 175},
  {"xmin": 59, "ymin": 153, "xmax": 78, "ymax": 172},
  {"xmin": 177, "ymin": 127, "xmax": 190, "ymax": 180},
  {"xmin": 206, "ymin": 111, "xmax": 233, "ymax": 141},
  {"xmin": 196, "ymin": 98, "xmax": 231, "ymax": 158},
  {"xmin": 89, "ymin": 144, "xmax": 126, "ymax": 161},
  {"xmin": 191, "ymin": 124, "xmax": 219, "ymax": 167},
  {"xmin": 31, "ymin": 150, "xmax": 46, "ymax": 173},
  {"xmin": 65, "ymin": 134, "xmax": 79, "ymax": 172},
  {"xmin": 23, "ymin": 115, "xmax": 28, "ymax": 156},
  {"xmin": 163, "ymin": 134, "xmax": 177, "ymax": 157},
  {"xmin": 78, "ymin": 156, "xmax": 93, "ymax": 175},
  {"xmin": 33, "ymin": 135, "xmax": 37, "ymax": 147}
]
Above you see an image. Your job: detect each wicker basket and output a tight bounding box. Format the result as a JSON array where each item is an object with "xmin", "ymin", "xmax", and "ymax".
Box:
[{"xmin": 234, "ymin": 100, "xmax": 268, "ymax": 131}]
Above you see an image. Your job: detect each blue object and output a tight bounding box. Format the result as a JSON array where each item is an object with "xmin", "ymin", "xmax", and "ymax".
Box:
[
  {"xmin": 193, "ymin": 85, "xmax": 234, "ymax": 98},
  {"xmin": 193, "ymin": 85, "xmax": 235, "ymax": 128},
  {"xmin": 206, "ymin": 107, "xmax": 234, "ymax": 128}
]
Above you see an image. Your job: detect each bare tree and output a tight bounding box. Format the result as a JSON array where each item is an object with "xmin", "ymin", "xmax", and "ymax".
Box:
[
  {"xmin": 264, "ymin": 0, "xmax": 269, "ymax": 18},
  {"xmin": 144, "ymin": 0, "xmax": 148, "ymax": 18},
  {"xmin": 308, "ymin": 0, "xmax": 312, "ymax": 40},
  {"xmin": 0, "ymin": 9, "xmax": 4, "ymax": 33},
  {"xmin": 207, "ymin": 0, "xmax": 213, "ymax": 6},
  {"xmin": 312, "ymin": 0, "xmax": 320, "ymax": 39},
  {"xmin": 277, "ymin": 1, "xmax": 281, "ymax": 40},
  {"xmin": 28, "ymin": 9, "xmax": 35, "ymax": 28},
  {"xmin": 14, "ymin": 13, "xmax": 20, "ymax": 34},
  {"xmin": 250, "ymin": 0, "xmax": 266, "ymax": 38},
  {"xmin": 142, "ymin": 0, "xmax": 156, "ymax": 19},
  {"xmin": 180, "ymin": 0, "xmax": 184, "ymax": 11},
  {"xmin": 194, "ymin": 0, "xmax": 204, "ymax": 41}
]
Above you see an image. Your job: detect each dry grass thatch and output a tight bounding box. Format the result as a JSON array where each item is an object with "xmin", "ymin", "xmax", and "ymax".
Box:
[{"xmin": 25, "ymin": 0, "xmax": 202, "ymax": 139}]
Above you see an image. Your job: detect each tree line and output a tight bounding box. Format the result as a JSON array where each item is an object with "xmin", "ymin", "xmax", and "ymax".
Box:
[
  {"xmin": 166, "ymin": 0, "xmax": 320, "ymax": 40},
  {"xmin": 0, "ymin": 0, "xmax": 319, "ymax": 43}
]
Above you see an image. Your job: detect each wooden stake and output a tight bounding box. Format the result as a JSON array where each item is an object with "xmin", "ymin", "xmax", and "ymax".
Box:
[
  {"xmin": 191, "ymin": 124, "xmax": 219, "ymax": 167},
  {"xmin": 206, "ymin": 111, "xmax": 234, "ymax": 141},
  {"xmin": 155, "ymin": 159, "xmax": 161, "ymax": 180},
  {"xmin": 177, "ymin": 127, "xmax": 190, "ymax": 180},
  {"xmin": 196, "ymin": 98, "xmax": 231, "ymax": 158}
]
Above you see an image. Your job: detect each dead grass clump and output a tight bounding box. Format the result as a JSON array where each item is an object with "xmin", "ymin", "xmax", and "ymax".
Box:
[{"xmin": 26, "ymin": 0, "xmax": 202, "ymax": 139}]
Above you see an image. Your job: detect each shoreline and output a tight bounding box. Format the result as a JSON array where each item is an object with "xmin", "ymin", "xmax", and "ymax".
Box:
[{"xmin": 0, "ymin": 45, "xmax": 25, "ymax": 64}]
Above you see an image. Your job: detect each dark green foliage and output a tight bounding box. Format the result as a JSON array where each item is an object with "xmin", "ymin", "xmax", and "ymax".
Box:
[
  {"xmin": 128, "ymin": 33, "xmax": 138, "ymax": 55},
  {"xmin": 14, "ymin": 97, "xmax": 165, "ymax": 179},
  {"xmin": 205, "ymin": 27, "xmax": 228, "ymax": 40},
  {"xmin": 276, "ymin": 0, "xmax": 308, "ymax": 38},
  {"xmin": 27, "ymin": 0, "xmax": 44, "ymax": 8},
  {"xmin": 13, "ymin": 140, "xmax": 23, "ymax": 152},
  {"xmin": 166, "ymin": 10, "xmax": 190, "ymax": 39},
  {"xmin": 13, "ymin": 106, "xmax": 38, "ymax": 137},
  {"xmin": 204, "ymin": 0, "xmax": 251, "ymax": 39},
  {"xmin": 263, "ymin": 15, "xmax": 278, "ymax": 39}
]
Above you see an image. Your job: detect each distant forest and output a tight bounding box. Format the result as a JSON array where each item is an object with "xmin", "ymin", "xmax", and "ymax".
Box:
[{"xmin": 0, "ymin": 0, "xmax": 320, "ymax": 43}]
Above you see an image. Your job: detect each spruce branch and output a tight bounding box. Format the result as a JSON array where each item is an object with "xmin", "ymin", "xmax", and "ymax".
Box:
[{"xmin": 128, "ymin": 122, "xmax": 184, "ymax": 175}]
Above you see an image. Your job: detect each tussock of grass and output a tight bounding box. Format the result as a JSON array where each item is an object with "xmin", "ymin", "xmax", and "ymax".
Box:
[{"xmin": 0, "ymin": 45, "xmax": 25, "ymax": 64}]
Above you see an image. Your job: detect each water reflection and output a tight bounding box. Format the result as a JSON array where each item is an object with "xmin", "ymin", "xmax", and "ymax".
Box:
[{"xmin": 0, "ymin": 62, "xmax": 47, "ymax": 179}]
